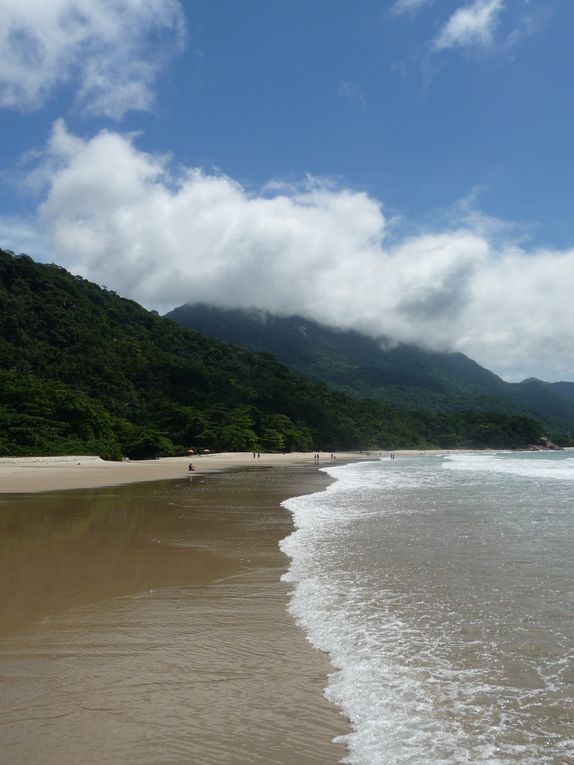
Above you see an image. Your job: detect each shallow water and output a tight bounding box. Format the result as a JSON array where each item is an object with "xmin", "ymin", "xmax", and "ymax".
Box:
[
  {"xmin": 282, "ymin": 452, "xmax": 574, "ymax": 764},
  {"xmin": 0, "ymin": 468, "xmax": 347, "ymax": 764}
]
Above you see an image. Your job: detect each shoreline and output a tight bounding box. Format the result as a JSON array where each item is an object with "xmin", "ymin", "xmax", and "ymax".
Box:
[
  {"xmin": 0, "ymin": 451, "xmax": 351, "ymax": 494},
  {"xmin": 2, "ymin": 448, "xmax": 568, "ymax": 762},
  {"xmin": 0, "ymin": 448, "xmax": 466, "ymax": 494}
]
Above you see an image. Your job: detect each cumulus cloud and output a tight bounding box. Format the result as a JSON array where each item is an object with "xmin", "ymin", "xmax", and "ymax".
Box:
[
  {"xmin": 27, "ymin": 122, "xmax": 574, "ymax": 381},
  {"xmin": 0, "ymin": 0, "xmax": 185, "ymax": 118},
  {"xmin": 433, "ymin": 0, "xmax": 505, "ymax": 52}
]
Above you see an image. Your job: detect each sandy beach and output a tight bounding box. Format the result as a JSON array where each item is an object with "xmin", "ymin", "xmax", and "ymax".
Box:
[
  {"xmin": 0, "ymin": 451, "xmax": 348, "ymax": 493},
  {"xmin": 0, "ymin": 459, "xmax": 358, "ymax": 763},
  {"xmin": 0, "ymin": 449, "xmax": 460, "ymax": 494}
]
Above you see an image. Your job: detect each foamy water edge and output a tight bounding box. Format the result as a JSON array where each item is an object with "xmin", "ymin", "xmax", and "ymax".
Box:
[{"xmin": 279, "ymin": 455, "xmax": 574, "ymax": 765}]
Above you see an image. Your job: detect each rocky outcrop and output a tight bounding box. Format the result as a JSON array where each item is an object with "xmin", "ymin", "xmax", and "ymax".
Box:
[{"xmin": 527, "ymin": 436, "xmax": 563, "ymax": 451}]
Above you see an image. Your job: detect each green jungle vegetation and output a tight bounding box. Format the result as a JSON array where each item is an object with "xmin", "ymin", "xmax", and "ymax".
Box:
[
  {"xmin": 168, "ymin": 303, "xmax": 574, "ymax": 441},
  {"xmin": 0, "ymin": 248, "xmax": 546, "ymax": 459}
]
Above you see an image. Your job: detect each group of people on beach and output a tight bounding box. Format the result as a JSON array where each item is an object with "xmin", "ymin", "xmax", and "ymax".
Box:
[{"xmin": 313, "ymin": 453, "xmax": 337, "ymax": 462}]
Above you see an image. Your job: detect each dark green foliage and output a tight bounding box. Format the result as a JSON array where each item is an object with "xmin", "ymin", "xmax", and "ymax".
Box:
[
  {"xmin": 0, "ymin": 249, "xmax": 545, "ymax": 457},
  {"xmin": 415, "ymin": 410, "xmax": 545, "ymax": 450},
  {"xmin": 0, "ymin": 369, "xmax": 120, "ymax": 457},
  {"xmin": 167, "ymin": 304, "xmax": 574, "ymax": 438}
]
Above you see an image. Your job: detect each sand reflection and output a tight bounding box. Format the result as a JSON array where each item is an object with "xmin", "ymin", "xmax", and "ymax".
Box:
[{"xmin": 0, "ymin": 468, "xmax": 346, "ymax": 764}]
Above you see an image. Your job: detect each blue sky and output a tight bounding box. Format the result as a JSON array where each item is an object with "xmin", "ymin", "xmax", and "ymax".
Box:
[{"xmin": 0, "ymin": 0, "xmax": 573, "ymax": 381}]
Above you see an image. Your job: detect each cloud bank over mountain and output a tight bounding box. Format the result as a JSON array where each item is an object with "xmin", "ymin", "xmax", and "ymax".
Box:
[{"xmin": 24, "ymin": 122, "xmax": 573, "ymax": 382}]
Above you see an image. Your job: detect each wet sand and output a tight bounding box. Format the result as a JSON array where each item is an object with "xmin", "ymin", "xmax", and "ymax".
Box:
[
  {"xmin": 0, "ymin": 466, "xmax": 349, "ymax": 764},
  {"xmin": 0, "ymin": 451, "xmax": 367, "ymax": 494}
]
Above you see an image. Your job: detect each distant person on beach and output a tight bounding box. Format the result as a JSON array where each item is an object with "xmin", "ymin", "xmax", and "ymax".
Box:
[{"xmin": 188, "ymin": 463, "xmax": 196, "ymax": 472}]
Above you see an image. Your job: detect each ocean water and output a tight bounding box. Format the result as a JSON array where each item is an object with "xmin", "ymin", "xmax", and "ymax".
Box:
[{"xmin": 281, "ymin": 452, "xmax": 574, "ymax": 765}]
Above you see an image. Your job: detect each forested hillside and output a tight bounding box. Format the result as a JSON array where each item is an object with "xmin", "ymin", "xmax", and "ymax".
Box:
[
  {"xmin": 0, "ymin": 249, "xmax": 545, "ymax": 457},
  {"xmin": 167, "ymin": 303, "xmax": 574, "ymax": 437}
]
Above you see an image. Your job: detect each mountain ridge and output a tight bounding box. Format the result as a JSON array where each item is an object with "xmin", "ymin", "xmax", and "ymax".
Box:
[{"xmin": 166, "ymin": 303, "xmax": 574, "ymax": 435}]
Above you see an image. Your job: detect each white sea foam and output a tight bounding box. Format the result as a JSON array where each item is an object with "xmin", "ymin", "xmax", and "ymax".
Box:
[
  {"xmin": 444, "ymin": 452, "xmax": 574, "ymax": 482},
  {"xmin": 281, "ymin": 457, "xmax": 574, "ymax": 764},
  {"xmin": 281, "ymin": 462, "xmax": 484, "ymax": 764}
]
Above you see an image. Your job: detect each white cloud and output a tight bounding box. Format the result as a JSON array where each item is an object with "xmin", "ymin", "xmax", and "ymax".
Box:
[
  {"xmin": 27, "ymin": 122, "xmax": 574, "ymax": 381},
  {"xmin": 433, "ymin": 0, "xmax": 505, "ymax": 52},
  {"xmin": 391, "ymin": 0, "xmax": 430, "ymax": 16},
  {"xmin": 0, "ymin": 0, "xmax": 185, "ymax": 118}
]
